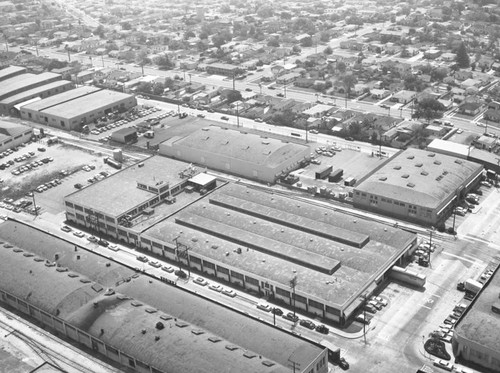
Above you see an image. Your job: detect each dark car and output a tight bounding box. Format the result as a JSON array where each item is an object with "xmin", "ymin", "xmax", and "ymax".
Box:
[
  {"xmin": 457, "ymin": 282, "xmax": 465, "ymax": 291},
  {"xmin": 338, "ymin": 357, "xmax": 350, "ymax": 370},
  {"xmin": 380, "ymin": 104, "xmax": 389, "ymax": 109},
  {"xmin": 315, "ymin": 324, "xmax": 329, "ymax": 334},
  {"xmin": 271, "ymin": 308, "xmax": 283, "ymax": 316},
  {"xmin": 268, "ymin": 86, "xmax": 276, "ymax": 90},
  {"xmin": 221, "ymin": 116, "xmax": 229, "ymax": 121},
  {"xmin": 299, "ymin": 319, "xmax": 316, "ymax": 329},
  {"xmin": 277, "ymin": 93, "xmax": 284, "ymax": 97},
  {"xmin": 345, "ymin": 137, "xmax": 354, "ymax": 141},
  {"xmin": 98, "ymin": 239, "xmax": 109, "ymax": 247},
  {"xmin": 283, "ymin": 312, "xmax": 299, "ymax": 323}
]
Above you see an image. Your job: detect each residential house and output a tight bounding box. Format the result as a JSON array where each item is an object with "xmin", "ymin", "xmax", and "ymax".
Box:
[
  {"xmin": 276, "ymin": 72, "xmax": 301, "ymax": 85},
  {"xmin": 483, "ymin": 109, "xmax": 500, "ymax": 123},
  {"xmin": 487, "ymin": 101, "xmax": 500, "ymax": 111},
  {"xmin": 458, "ymin": 102, "xmax": 482, "ymax": 116},
  {"xmin": 391, "ymin": 90, "xmax": 417, "ymax": 104},
  {"xmin": 440, "ymin": 52, "xmax": 456, "ymax": 62},
  {"xmin": 339, "ymin": 40, "xmax": 364, "ymax": 51},
  {"xmin": 302, "ymin": 104, "xmax": 336, "ymax": 118},
  {"xmin": 371, "ymin": 89, "xmax": 390, "ymax": 99}
]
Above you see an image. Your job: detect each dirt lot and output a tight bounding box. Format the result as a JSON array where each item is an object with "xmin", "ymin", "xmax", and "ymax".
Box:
[{"xmin": 0, "ymin": 140, "xmax": 124, "ymax": 215}]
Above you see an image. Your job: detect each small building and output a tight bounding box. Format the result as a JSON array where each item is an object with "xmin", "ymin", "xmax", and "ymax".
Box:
[
  {"xmin": 206, "ymin": 63, "xmax": 241, "ymax": 77},
  {"xmin": 391, "ymin": 90, "xmax": 417, "ymax": 104},
  {"xmin": 483, "ymin": 108, "xmax": 500, "ymax": 123},
  {"xmin": 111, "ymin": 127, "xmax": 138, "ymax": 144},
  {"xmin": 0, "ymin": 120, "xmax": 32, "ymax": 152}
]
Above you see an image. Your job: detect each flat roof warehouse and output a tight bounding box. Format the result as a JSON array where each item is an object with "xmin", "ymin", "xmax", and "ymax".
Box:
[
  {"xmin": 63, "ymin": 156, "xmax": 417, "ymax": 324},
  {"xmin": 0, "ymin": 219, "xmax": 326, "ymax": 373}
]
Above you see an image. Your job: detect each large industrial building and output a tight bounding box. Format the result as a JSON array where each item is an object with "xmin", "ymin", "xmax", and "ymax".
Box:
[
  {"xmin": 0, "ymin": 80, "xmax": 74, "ymax": 116},
  {"xmin": 159, "ymin": 125, "xmax": 311, "ymax": 183},
  {"xmin": 452, "ymin": 261, "xmax": 500, "ymax": 372},
  {"xmin": 353, "ymin": 148, "xmax": 484, "ymax": 226},
  {"xmin": 0, "ymin": 219, "xmax": 328, "ymax": 373},
  {"xmin": 0, "ymin": 120, "xmax": 33, "ymax": 152},
  {"xmin": 20, "ymin": 87, "xmax": 137, "ymax": 131},
  {"xmin": 0, "ymin": 65, "xmax": 27, "ymax": 81},
  {"xmin": 64, "ymin": 156, "xmax": 418, "ymax": 326},
  {"xmin": 0, "ymin": 71, "xmax": 62, "ymax": 102}
]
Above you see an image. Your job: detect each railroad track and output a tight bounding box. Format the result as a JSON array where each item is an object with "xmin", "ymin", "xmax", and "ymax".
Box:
[{"xmin": 0, "ymin": 309, "xmax": 122, "ymax": 373}]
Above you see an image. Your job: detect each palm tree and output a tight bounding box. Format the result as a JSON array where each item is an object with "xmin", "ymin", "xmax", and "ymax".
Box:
[{"xmin": 342, "ymin": 74, "xmax": 357, "ymax": 108}]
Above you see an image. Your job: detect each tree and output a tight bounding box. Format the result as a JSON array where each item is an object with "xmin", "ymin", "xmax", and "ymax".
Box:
[
  {"xmin": 415, "ymin": 98, "xmax": 446, "ymax": 122},
  {"xmin": 257, "ymin": 5, "xmax": 274, "ymax": 18},
  {"xmin": 342, "ymin": 74, "xmax": 357, "ymax": 99},
  {"xmin": 93, "ymin": 25, "xmax": 105, "ymax": 38},
  {"xmin": 336, "ymin": 61, "xmax": 346, "ymax": 74},
  {"xmin": 324, "ymin": 46, "xmax": 333, "ymax": 55},
  {"xmin": 267, "ymin": 39, "xmax": 280, "ymax": 47},
  {"xmin": 300, "ymin": 36, "xmax": 313, "ymax": 47},
  {"xmin": 456, "ymin": 42, "xmax": 470, "ymax": 68}
]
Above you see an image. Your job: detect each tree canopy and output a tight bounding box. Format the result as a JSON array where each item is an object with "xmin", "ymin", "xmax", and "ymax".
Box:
[{"xmin": 456, "ymin": 42, "xmax": 470, "ymax": 68}]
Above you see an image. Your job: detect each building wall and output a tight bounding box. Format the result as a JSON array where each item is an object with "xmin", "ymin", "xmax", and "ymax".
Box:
[
  {"xmin": 160, "ymin": 143, "xmax": 309, "ymax": 184},
  {"xmin": 0, "ymin": 128, "xmax": 32, "ymax": 152},
  {"xmin": 353, "ymin": 167, "xmax": 483, "ymax": 226},
  {"xmin": 0, "ymin": 290, "xmax": 161, "ymax": 373},
  {"xmin": 21, "ymin": 96, "xmax": 137, "ymax": 131},
  {"xmin": 452, "ymin": 332, "xmax": 500, "ymax": 372},
  {"xmin": 0, "ymin": 81, "xmax": 74, "ymax": 115}
]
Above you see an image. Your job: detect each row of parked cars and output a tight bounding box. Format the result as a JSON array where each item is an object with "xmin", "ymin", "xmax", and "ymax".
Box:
[
  {"xmin": 256, "ymin": 302, "xmax": 330, "ymax": 334},
  {"xmin": 12, "ymin": 157, "xmax": 53, "ymax": 176},
  {"xmin": 193, "ymin": 276, "xmax": 238, "ymax": 297}
]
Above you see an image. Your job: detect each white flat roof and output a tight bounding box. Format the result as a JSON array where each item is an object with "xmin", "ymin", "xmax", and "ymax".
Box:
[
  {"xmin": 427, "ymin": 139, "xmax": 470, "ymax": 157},
  {"xmin": 189, "ymin": 172, "xmax": 217, "ymax": 186}
]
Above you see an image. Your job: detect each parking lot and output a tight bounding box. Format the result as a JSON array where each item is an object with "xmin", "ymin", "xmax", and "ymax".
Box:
[{"xmin": 0, "ymin": 140, "xmax": 123, "ymax": 215}]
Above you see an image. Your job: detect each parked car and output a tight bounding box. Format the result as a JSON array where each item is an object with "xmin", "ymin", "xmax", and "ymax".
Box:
[
  {"xmin": 271, "ymin": 308, "xmax": 283, "ymax": 316},
  {"xmin": 193, "ymin": 276, "xmax": 208, "ymax": 286},
  {"xmin": 161, "ymin": 265, "xmax": 174, "ymax": 273},
  {"xmin": 87, "ymin": 236, "xmax": 98, "ymax": 243},
  {"xmin": 61, "ymin": 225, "xmax": 72, "ymax": 232},
  {"xmin": 283, "ymin": 312, "xmax": 299, "ymax": 323},
  {"xmin": 148, "ymin": 260, "xmax": 161, "ymax": 268},
  {"xmin": 136, "ymin": 255, "xmax": 148, "ymax": 262},
  {"xmin": 208, "ymin": 283, "xmax": 223, "ymax": 292},
  {"xmin": 315, "ymin": 324, "xmax": 329, "ymax": 334},
  {"xmin": 299, "ymin": 319, "xmax": 316, "ymax": 329},
  {"xmin": 364, "ymin": 304, "xmax": 377, "ymax": 314},
  {"xmin": 256, "ymin": 303, "xmax": 273, "ymax": 312},
  {"xmin": 98, "ymin": 239, "xmax": 109, "ymax": 247},
  {"xmin": 338, "ymin": 357, "xmax": 350, "ymax": 370},
  {"xmin": 433, "ymin": 359, "xmax": 454, "ymax": 371},
  {"xmin": 73, "ymin": 231, "xmax": 85, "ymax": 238},
  {"xmin": 221, "ymin": 116, "xmax": 229, "ymax": 121},
  {"xmin": 221, "ymin": 288, "xmax": 236, "ymax": 297}
]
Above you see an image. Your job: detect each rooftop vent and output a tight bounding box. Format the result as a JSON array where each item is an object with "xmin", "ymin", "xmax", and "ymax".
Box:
[
  {"xmin": 415, "ymin": 163, "xmax": 423, "ymax": 167},
  {"xmin": 262, "ymin": 361, "xmax": 275, "ymax": 367},
  {"xmin": 262, "ymin": 140, "xmax": 270, "ymax": 145},
  {"xmin": 455, "ymin": 159, "xmax": 462, "ymax": 164},
  {"xmin": 243, "ymin": 352, "xmax": 257, "ymax": 359},
  {"xmin": 208, "ymin": 336, "xmax": 222, "ymax": 343},
  {"xmin": 428, "ymin": 153, "xmax": 436, "ymax": 157},
  {"xmin": 226, "ymin": 345, "xmax": 239, "ymax": 351},
  {"xmin": 401, "ymin": 174, "xmax": 409, "ymax": 178},
  {"xmin": 393, "ymin": 165, "xmax": 401, "ymax": 170},
  {"xmin": 192, "ymin": 330, "xmax": 205, "ymax": 335},
  {"xmin": 407, "ymin": 155, "xmax": 415, "ymax": 159},
  {"xmin": 434, "ymin": 160, "xmax": 441, "ymax": 165},
  {"xmin": 201, "ymin": 127, "xmax": 210, "ymax": 131},
  {"xmin": 379, "ymin": 176, "xmax": 387, "ymax": 181},
  {"xmin": 443, "ymin": 171, "xmax": 448, "ymax": 175},
  {"xmin": 421, "ymin": 171, "xmax": 429, "ymax": 176},
  {"xmin": 407, "ymin": 183, "xmax": 415, "ymax": 188}
]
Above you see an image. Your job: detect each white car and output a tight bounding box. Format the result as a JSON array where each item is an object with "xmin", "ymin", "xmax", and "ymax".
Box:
[
  {"xmin": 208, "ymin": 283, "xmax": 223, "ymax": 292},
  {"xmin": 108, "ymin": 244, "xmax": 119, "ymax": 251},
  {"xmin": 73, "ymin": 231, "xmax": 85, "ymax": 238},
  {"xmin": 161, "ymin": 265, "xmax": 174, "ymax": 273},
  {"xmin": 221, "ymin": 288, "xmax": 237, "ymax": 297},
  {"xmin": 256, "ymin": 303, "xmax": 272, "ymax": 312},
  {"xmin": 193, "ymin": 277, "xmax": 208, "ymax": 286},
  {"xmin": 433, "ymin": 359, "xmax": 453, "ymax": 371}
]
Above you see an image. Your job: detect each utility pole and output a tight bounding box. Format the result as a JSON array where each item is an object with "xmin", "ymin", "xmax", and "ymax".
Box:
[
  {"xmin": 360, "ymin": 294, "xmax": 368, "ymax": 344},
  {"xmin": 67, "ymin": 49, "xmax": 71, "ymax": 62},
  {"xmin": 428, "ymin": 227, "xmax": 434, "ymax": 268},
  {"xmin": 284, "ymin": 83, "xmax": 287, "ymax": 98},
  {"xmin": 174, "ymin": 237, "xmax": 191, "ymax": 278},
  {"xmin": 236, "ymin": 102, "xmax": 240, "ymax": 127},
  {"xmin": 232, "ymin": 72, "xmax": 236, "ymax": 91},
  {"xmin": 31, "ymin": 191, "xmax": 38, "ymax": 217},
  {"xmin": 290, "ymin": 275, "xmax": 297, "ymax": 318}
]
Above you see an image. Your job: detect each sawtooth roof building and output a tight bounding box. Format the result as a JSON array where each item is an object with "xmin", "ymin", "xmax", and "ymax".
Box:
[
  {"xmin": 0, "ymin": 71, "xmax": 62, "ymax": 102},
  {"xmin": 453, "ymin": 258, "xmax": 500, "ymax": 372},
  {"xmin": 63, "ymin": 156, "xmax": 417, "ymax": 327},
  {"xmin": 0, "ymin": 219, "xmax": 327, "ymax": 373},
  {"xmin": 353, "ymin": 148, "xmax": 483, "ymax": 226},
  {"xmin": 159, "ymin": 125, "xmax": 310, "ymax": 183},
  {"xmin": 20, "ymin": 87, "xmax": 136, "ymax": 131}
]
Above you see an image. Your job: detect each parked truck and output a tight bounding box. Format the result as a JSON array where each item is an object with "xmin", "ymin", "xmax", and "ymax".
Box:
[{"xmin": 464, "ymin": 279, "xmax": 483, "ymax": 295}]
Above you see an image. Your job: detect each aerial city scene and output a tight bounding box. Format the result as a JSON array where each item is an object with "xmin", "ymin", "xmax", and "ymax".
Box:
[{"xmin": 0, "ymin": 0, "xmax": 500, "ymax": 372}]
